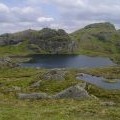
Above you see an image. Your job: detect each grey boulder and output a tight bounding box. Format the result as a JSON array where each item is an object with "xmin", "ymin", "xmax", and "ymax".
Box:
[
  {"xmin": 53, "ymin": 84, "xmax": 90, "ymax": 99},
  {"xmin": 30, "ymin": 80, "xmax": 41, "ymax": 88},
  {"xmin": 17, "ymin": 93, "xmax": 50, "ymax": 100},
  {"xmin": 43, "ymin": 69, "xmax": 67, "ymax": 81},
  {"xmin": 0, "ymin": 57, "xmax": 19, "ymax": 68}
]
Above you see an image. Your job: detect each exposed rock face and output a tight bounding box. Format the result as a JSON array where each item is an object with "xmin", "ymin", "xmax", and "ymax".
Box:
[
  {"xmin": 52, "ymin": 84, "xmax": 90, "ymax": 99},
  {"xmin": 18, "ymin": 93, "xmax": 50, "ymax": 100},
  {"xmin": 0, "ymin": 57, "xmax": 19, "ymax": 68},
  {"xmin": 29, "ymin": 28, "xmax": 77, "ymax": 54},
  {"xmin": 17, "ymin": 83, "xmax": 90, "ymax": 100},
  {"xmin": 42, "ymin": 69, "xmax": 67, "ymax": 81},
  {"xmin": 0, "ymin": 28, "xmax": 77, "ymax": 54},
  {"xmin": 0, "ymin": 33, "xmax": 23, "ymax": 45}
]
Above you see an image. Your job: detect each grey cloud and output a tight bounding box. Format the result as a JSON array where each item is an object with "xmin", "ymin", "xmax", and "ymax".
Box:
[
  {"xmin": 0, "ymin": 0, "xmax": 120, "ymax": 34},
  {"xmin": 44, "ymin": 0, "xmax": 120, "ymax": 31},
  {"xmin": 0, "ymin": 2, "xmax": 55, "ymax": 34}
]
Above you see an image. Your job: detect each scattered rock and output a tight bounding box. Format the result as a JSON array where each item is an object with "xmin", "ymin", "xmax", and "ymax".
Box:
[
  {"xmin": 0, "ymin": 57, "xmax": 19, "ymax": 68},
  {"xmin": 52, "ymin": 84, "xmax": 90, "ymax": 99},
  {"xmin": 75, "ymin": 82, "xmax": 87, "ymax": 89},
  {"xmin": 17, "ymin": 83, "xmax": 91, "ymax": 100},
  {"xmin": 17, "ymin": 93, "xmax": 50, "ymax": 100},
  {"xmin": 43, "ymin": 69, "xmax": 67, "ymax": 81},
  {"xmin": 2, "ymin": 86, "xmax": 21, "ymax": 93},
  {"xmin": 30, "ymin": 80, "xmax": 41, "ymax": 88},
  {"xmin": 90, "ymin": 95, "xmax": 99, "ymax": 100},
  {"xmin": 100, "ymin": 101, "xmax": 116, "ymax": 106},
  {"xmin": 3, "ymin": 88, "xmax": 14, "ymax": 93},
  {"xmin": 76, "ymin": 73, "xmax": 85, "ymax": 77},
  {"xmin": 12, "ymin": 86, "xmax": 21, "ymax": 91}
]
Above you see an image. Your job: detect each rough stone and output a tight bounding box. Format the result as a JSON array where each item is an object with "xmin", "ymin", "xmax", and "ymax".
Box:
[
  {"xmin": 43, "ymin": 69, "xmax": 67, "ymax": 81},
  {"xmin": 0, "ymin": 57, "xmax": 19, "ymax": 68},
  {"xmin": 100, "ymin": 101, "xmax": 116, "ymax": 106},
  {"xmin": 0, "ymin": 28, "xmax": 77, "ymax": 54},
  {"xmin": 30, "ymin": 80, "xmax": 41, "ymax": 88},
  {"xmin": 76, "ymin": 73, "xmax": 85, "ymax": 77},
  {"xmin": 52, "ymin": 84, "xmax": 90, "ymax": 99},
  {"xmin": 18, "ymin": 93, "xmax": 50, "ymax": 100},
  {"xmin": 12, "ymin": 86, "xmax": 21, "ymax": 91}
]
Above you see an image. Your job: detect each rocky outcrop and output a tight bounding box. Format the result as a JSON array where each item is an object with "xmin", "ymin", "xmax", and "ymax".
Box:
[
  {"xmin": 42, "ymin": 69, "xmax": 67, "ymax": 81},
  {"xmin": 0, "ymin": 33, "xmax": 23, "ymax": 46},
  {"xmin": 17, "ymin": 83, "xmax": 90, "ymax": 100},
  {"xmin": 0, "ymin": 57, "xmax": 19, "ymax": 68},
  {"xmin": 52, "ymin": 84, "xmax": 90, "ymax": 99},
  {"xmin": 100, "ymin": 101, "xmax": 116, "ymax": 106},
  {"xmin": 18, "ymin": 92, "xmax": 50, "ymax": 100},
  {"xmin": 30, "ymin": 80, "xmax": 41, "ymax": 88},
  {"xmin": 0, "ymin": 28, "xmax": 77, "ymax": 54}
]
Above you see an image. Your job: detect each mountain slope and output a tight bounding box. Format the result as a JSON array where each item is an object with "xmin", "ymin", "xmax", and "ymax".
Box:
[
  {"xmin": 0, "ymin": 22, "xmax": 120, "ymax": 63},
  {"xmin": 0, "ymin": 28, "xmax": 77, "ymax": 55},
  {"xmin": 71, "ymin": 22, "xmax": 120, "ymax": 54}
]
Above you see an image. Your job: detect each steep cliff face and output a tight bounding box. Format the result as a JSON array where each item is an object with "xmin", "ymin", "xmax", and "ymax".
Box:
[
  {"xmin": 0, "ymin": 28, "xmax": 77, "ymax": 54},
  {"xmin": 28, "ymin": 28, "xmax": 77, "ymax": 54}
]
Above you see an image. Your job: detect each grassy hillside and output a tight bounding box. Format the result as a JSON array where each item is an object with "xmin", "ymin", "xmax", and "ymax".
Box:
[
  {"xmin": 71, "ymin": 22, "xmax": 118, "ymax": 53},
  {"xmin": 0, "ymin": 22, "xmax": 120, "ymax": 63},
  {"xmin": 0, "ymin": 67, "xmax": 120, "ymax": 120},
  {"xmin": 0, "ymin": 22, "xmax": 120, "ymax": 120},
  {"xmin": 71, "ymin": 22, "xmax": 120, "ymax": 63},
  {"xmin": 0, "ymin": 40, "xmax": 32, "ymax": 57}
]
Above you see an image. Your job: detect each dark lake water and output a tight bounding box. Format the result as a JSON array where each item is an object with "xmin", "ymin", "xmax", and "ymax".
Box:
[{"xmin": 21, "ymin": 55, "xmax": 115, "ymax": 68}]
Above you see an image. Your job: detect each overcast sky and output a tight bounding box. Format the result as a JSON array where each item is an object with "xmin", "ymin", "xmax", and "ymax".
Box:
[{"xmin": 0, "ymin": 0, "xmax": 120, "ymax": 34}]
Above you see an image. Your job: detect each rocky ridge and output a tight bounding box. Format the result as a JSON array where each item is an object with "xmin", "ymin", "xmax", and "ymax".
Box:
[{"xmin": 0, "ymin": 28, "xmax": 77, "ymax": 54}]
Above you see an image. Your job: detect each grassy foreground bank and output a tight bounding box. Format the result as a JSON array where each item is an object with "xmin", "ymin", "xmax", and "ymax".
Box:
[{"xmin": 0, "ymin": 67, "xmax": 120, "ymax": 120}]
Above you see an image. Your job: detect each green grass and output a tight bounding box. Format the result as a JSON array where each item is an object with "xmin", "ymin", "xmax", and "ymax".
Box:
[
  {"xmin": 0, "ymin": 40, "xmax": 120, "ymax": 64},
  {"xmin": 0, "ymin": 41, "xmax": 32, "ymax": 57},
  {"xmin": 70, "ymin": 24, "xmax": 120, "ymax": 64},
  {"xmin": 79, "ymin": 66, "xmax": 120, "ymax": 79},
  {"xmin": 0, "ymin": 98, "xmax": 120, "ymax": 120},
  {"xmin": 0, "ymin": 67, "xmax": 120, "ymax": 120}
]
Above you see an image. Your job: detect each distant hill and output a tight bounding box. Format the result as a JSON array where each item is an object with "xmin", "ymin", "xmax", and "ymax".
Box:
[
  {"xmin": 0, "ymin": 28, "xmax": 77, "ymax": 54},
  {"xmin": 0, "ymin": 22, "xmax": 120, "ymax": 63},
  {"xmin": 71, "ymin": 22, "xmax": 120, "ymax": 55}
]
